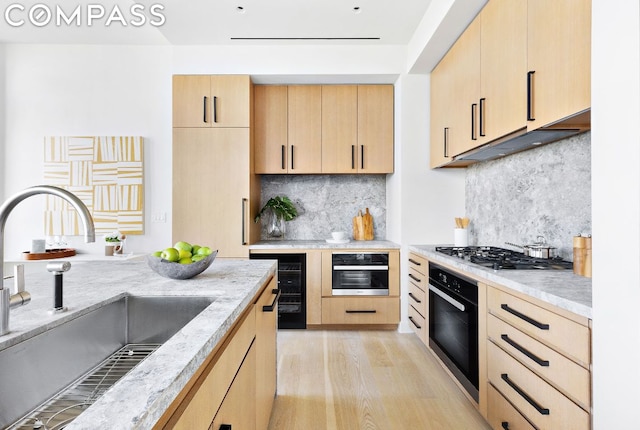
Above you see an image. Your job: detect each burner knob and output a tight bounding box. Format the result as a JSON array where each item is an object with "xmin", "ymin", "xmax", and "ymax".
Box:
[{"xmin": 493, "ymin": 262, "xmax": 500, "ymax": 270}]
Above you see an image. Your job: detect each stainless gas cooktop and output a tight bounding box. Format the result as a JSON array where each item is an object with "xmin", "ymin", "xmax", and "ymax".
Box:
[{"xmin": 435, "ymin": 246, "xmax": 573, "ymax": 270}]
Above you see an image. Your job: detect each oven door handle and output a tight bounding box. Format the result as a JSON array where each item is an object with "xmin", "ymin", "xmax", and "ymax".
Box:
[
  {"xmin": 429, "ymin": 284, "xmax": 466, "ymax": 312},
  {"xmin": 333, "ymin": 265, "xmax": 389, "ymax": 271}
]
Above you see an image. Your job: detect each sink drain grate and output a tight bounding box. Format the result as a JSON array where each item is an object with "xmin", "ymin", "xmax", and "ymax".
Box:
[{"xmin": 11, "ymin": 343, "xmax": 161, "ymax": 430}]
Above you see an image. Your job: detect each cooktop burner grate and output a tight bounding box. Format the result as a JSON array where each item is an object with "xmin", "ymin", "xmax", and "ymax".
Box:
[{"xmin": 435, "ymin": 246, "xmax": 573, "ymax": 270}]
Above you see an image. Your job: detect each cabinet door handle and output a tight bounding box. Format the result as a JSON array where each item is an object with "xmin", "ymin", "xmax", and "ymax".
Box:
[
  {"xmin": 351, "ymin": 145, "xmax": 356, "ymax": 169},
  {"xmin": 500, "ymin": 334, "xmax": 550, "ymax": 367},
  {"xmin": 213, "ymin": 96, "xmax": 218, "ymax": 123},
  {"xmin": 360, "ymin": 145, "xmax": 364, "ymax": 169},
  {"xmin": 408, "ymin": 316, "xmax": 422, "ymax": 329},
  {"xmin": 501, "ymin": 373, "xmax": 550, "ymax": 415},
  {"xmin": 241, "ymin": 198, "xmax": 248, "ymax": 245},
  {"xmin": 501, "ymin": 422, "xmax": 509, "ymax": 430},
  {"xmin": 408, "ymin": 292, "xmax": 421, "ymax": 303},
  {"xmin": 500, "ymin": 304, "xmax": 550, "ymax": 330},
  {"xmin": 443, "ymin": 127, "xmax": 449, "ymax": 158},
  {"xmin": 408, "ymin": 258, "xmax": 422, "ymax": 266},
  {"xmin": 219, "ymin": 425, "xmax": 232, "ymax": 430},
  {"xmin": 281, "ymin": 145, "xmax": 286, "ymax": 170},
  {"xmin": 527, "ymin": 71, "xmax": 535, "ymax": 121},
  {"xmin": 291, "ymin": 145, "xmax": 295, "ymax": 170},
  {"xmin": 203, "ymin": 96, "xmax": 208, "ymax": 123},
  {"xmin": 346, "ymin": 309, "xmax": 376, "ymax": 314},
  {"xmin": 479, "ymin": 98, "xmax": 486, "ymax": 137},
  {"xmin": 471, "ymin": 103, "xmax": 478, "ymax": 140},
  {"xmin": 408, "ymin": 273, "xmax": 421, "ymax": 283},
  {"xmin": 263, "ymin": 288, "xmax": 281, "ymax": 312}
]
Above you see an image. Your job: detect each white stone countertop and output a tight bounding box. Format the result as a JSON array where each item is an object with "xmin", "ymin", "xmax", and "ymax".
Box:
[
  {"xmin": 250, "ymin": 239, "xmax": 400, "ymax": 249},
  {"xmin": 409, "ymin": 245, "xmax": 592, "ymax": 319},
  {"xmin": 1, "ymin": 257, "xmax": 276, "ymax": 429}
]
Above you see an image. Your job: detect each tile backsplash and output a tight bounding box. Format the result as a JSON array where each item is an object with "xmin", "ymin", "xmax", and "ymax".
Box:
[
  {"xmin": 466, "ymin": 132, "xmax": 591, "ymax": 260},
  {"xmin": 259, "ymin": 175, "xmax": 386, "ymax": 240}
]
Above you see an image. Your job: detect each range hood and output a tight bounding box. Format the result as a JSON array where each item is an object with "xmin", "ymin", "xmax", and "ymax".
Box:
[{"xmin": 453, "ymin": 109, "xmax": 590, "ymax": 164}]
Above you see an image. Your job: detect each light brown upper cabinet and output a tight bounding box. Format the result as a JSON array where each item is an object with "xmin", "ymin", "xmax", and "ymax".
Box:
[
  {"xmin": 255, "ymin": 84, "xmax": 394, "ymax": 174},
  {"xmin": 321, "ymin": 85, "xmax": 358, "ymax": 173},
  {"xmin": 254, "ymin": 85, "xmax": 288, "ymax": 173},
  {"xmin": 430, "ymin": 0, "xmax": 590, "ymax": 168},
  {"xmin": 357, "ymin": 85, "xmax": 394, "ymax": 173},
  {"xmin": 173, "ymin": 75, "xmax": 251, "ymax": 128},
  {"xmin": 287, "ymin": 85, "xmax": 323, "ymax": 173},
  {"xmin": 527, "ymin": 0, "xmax": 591, "ymax": 130}
]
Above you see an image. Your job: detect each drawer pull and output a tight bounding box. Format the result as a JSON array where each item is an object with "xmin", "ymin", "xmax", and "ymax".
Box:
[
  {"xmin": 408, "ymin": 316, "xmax": 422, "ymax": 329},
  {"xmin": 346, "ymin": 309, "xmax": 376, "ymax": 314},
  {"xmin": 408, "ymin": 292, "xmax": 421, "ymax": 304},
  {"xmin": 262, "ymin": 289, "xmax": 281, "ymax": 312},
  {"xmin": 501, "ymin": 373, "xmax": 550, "ymax": 416},
  {"xmin": 501, "ymin": 334, "xmax": 550, "ymax": 367},
  {"xmin": 219, "ymin": 425, "xmax": 231, "ymax": 430},
  {"xmin": 408, "ymin": 258, "xmax": 422, "ymax": 266},
  {"xmin": 408, "ymin": 273, "xmax": 421, "ymax": 283},
  {"xmin": 501, "ymin": 422, "xmax": 509, "ymax": 430},
  {"xmin": 500, "ymin": 304, "xmax": 550, "ymax": 330}
]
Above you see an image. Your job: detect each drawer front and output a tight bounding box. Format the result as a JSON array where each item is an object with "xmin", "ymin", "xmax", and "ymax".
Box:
[
  {"xmin": 488, "ymin": 383, "xmax": 536, "ymax": 430},
  {"xmin": 488, "ymin": 314, "xmax": 590, "ymax": 409},
  {"xmin": 408, "ymin": 304, "xmax": 427, "ymax": 344},
  {"xmin": 488, "ymin": 342, "xmax": 590, "ymax": 430},
  {"xmin": 408, "ymin": 266, "xmax": 427, "ymax": 292},
  {"xmin": 322, "ymin": 297, "xmax": 399, "ymax": 325},
  {"xmin": 488, "ymin": 287, "xmax": 590, "ymax": 365},
  {"xmin": 408, "ymin": 253, "xmax": 427, "ymax": 276},
  {"xmin": 408, "ymin": 281, "xmax": 427, "ymax": 318}
]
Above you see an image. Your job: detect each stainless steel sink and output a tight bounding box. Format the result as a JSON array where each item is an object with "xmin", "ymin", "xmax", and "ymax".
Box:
[{"xmin": 0, "ymin": 295, "xmax": 215, "ymax": 429}]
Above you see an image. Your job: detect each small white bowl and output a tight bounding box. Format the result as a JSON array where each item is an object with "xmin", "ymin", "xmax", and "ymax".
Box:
[{"xmin": 331, "ymin": 231, "xmax": 348, "ymax": 240}]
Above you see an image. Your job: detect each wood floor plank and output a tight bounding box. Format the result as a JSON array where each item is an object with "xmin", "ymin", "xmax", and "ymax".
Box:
[{"xmin": 268, "ymin": 330, "xmax": 491, "ymax": 430}]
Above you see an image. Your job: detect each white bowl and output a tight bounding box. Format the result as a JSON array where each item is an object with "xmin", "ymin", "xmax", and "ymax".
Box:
[{"xmin": 331, "ymin": 231, "xmax": 348, "ymax": 240}]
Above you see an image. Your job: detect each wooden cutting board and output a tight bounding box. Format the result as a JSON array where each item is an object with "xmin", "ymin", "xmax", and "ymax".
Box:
[{"xmin": 353, "ymin": 208, "xmax": 374, "ymax": 240}]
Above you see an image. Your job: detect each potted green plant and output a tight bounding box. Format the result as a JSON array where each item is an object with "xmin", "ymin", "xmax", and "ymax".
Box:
[{"xmin": 254, "ymin": 196, "xmax": 298, "ymax": 238}]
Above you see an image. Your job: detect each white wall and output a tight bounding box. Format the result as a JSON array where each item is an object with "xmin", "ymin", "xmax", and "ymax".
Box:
[
  {"xmin": 3, "ymin": 45, "xmax": 173, "ymax": 258},
  {"xmin": 0, "ymin": 44, "xmax": 5, "ymax": 202},
  {"xmin": 1, "ymin": 44, "xmax": 414, "ymax": 260},
  {"xmin": 388, "ymin": 73, "xmax": 465, "ymax": 332},
  {"xmin": 591, "ymin": 0, "xmax": 640, "ymax": 426}
]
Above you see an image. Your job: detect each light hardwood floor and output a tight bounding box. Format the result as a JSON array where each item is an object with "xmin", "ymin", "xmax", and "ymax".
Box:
[{"xmin": 268, "ymin": 330, "xmax": 491, "ymax": 430}]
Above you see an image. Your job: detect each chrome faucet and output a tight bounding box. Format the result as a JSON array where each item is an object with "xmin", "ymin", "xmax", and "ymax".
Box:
[{"xmin": 0, "ymin": 185, "xmax": 95, "ymax": 335}]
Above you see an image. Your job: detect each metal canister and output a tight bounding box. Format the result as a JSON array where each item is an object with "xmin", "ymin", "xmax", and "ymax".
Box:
[{"xmin": 573, "ymin": 235, "xmax": 592, "ymax": 277}]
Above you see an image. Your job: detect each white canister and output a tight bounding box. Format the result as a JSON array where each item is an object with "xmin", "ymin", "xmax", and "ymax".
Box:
[{"xmin": 454, "ymin": 228, "xmax": 469, "ymax": 247}]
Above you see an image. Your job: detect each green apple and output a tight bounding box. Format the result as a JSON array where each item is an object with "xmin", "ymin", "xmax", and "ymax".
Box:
[
  {"xmin": 178, "ymin": 257, "xmax": 193, "ymax": 264},
  {"xmin": 161, "ymin": 247, "xmax": 180, "ymax": 262},
  {"xmin": 191, "ymin": 245, "xmax": 201, "ymax": 255},
  {"xmin": 174, "ymin": 241, "xmax": 192, "ymax": 253},
  {"xmin": 178, "ymin": 249, "xmax": 192, "ymax": 259},
  {"xmin": 152, "ymin": 250, "xmax": 162, "ymax": 258},
  {"xmin": 196, "ymin": 246, "xmax": 212, "ymax": 256},
  {"xmin": 191, "ymin": 254, "xmax": 206, "ymax": 262}
]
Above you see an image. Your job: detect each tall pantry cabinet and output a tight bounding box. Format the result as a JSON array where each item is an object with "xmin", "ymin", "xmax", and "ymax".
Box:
[{"xmin": 172, "ymin": 75, "xmax": 260, "ymax": 258}]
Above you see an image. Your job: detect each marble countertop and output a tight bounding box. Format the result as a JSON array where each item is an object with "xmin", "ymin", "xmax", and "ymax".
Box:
[
  {"xmin": 250, "ymin": 239, "xmax": 400, "ymax": 250},
  {"xmin": 1, "ymin": 257, "xmax": 276, "ymax": 429},
  {"xmin": 409, "ymin": 245, "xmax": 592, "ymax": 319}
]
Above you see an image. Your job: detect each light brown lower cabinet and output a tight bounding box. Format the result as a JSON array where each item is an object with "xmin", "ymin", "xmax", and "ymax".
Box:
[
  {"xmin": 157, "ymin": 276, "xmax": 277, "ymax": 430},
  {"xmin": 321, "ymin": 297, "xmax": 399, "ymax": 325},
  {"xmin": 487, "ymin": 383, "xmax": 536, "ymax": 430}
]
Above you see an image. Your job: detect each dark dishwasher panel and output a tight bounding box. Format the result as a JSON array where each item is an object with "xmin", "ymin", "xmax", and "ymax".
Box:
[{"xmin": 250, "ymin": 253, "xmax": 306, "ymax": 329}]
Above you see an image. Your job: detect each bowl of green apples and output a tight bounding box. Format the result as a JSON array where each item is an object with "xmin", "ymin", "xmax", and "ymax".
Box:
[{"xmin": 147, "ymin": 241, "xmax": 217, "ymax": 280}]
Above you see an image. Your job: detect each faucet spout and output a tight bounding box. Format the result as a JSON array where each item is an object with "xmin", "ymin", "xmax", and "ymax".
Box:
[{"xmin": 0, "ymin": 185, "xmax": 95, "ymax": 335}]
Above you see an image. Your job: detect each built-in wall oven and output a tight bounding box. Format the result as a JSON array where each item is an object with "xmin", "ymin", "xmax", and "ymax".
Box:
[
  {"xmin": 332, "ymin": 252, "xmax": 389, "ymax": 296},
  {"xmin": 428, "ymin": 262, "xmax": 479, "ymax": 402}
]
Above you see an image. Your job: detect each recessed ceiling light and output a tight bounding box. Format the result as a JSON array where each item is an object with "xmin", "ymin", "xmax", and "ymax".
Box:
[
  {"xmin": 237, "ymin": 6, "xmax": 245, "ymax": 14},
  {"xmin": 353, "ymin": 6, "xmax": 361, "ymax": 14}
]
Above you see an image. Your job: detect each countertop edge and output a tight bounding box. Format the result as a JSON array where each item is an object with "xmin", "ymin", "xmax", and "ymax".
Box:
[
  {"xmin": 250, "ymin": 239, "xmax": 400, "ymax": 250},
  {"xmin": 409, "ymin": 245, "xmax": 592, "ymax": 319}
]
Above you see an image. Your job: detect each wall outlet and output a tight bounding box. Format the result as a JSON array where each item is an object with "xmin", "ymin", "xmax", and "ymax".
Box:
[{"xmin": 151, "ymin": 212, "xmax": 167, "ymax": 223}]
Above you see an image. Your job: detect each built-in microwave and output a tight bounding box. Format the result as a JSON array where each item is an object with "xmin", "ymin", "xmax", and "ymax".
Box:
[{"xmin": 331, "ymin": 252, "xmax": 389, "ymax": 296}]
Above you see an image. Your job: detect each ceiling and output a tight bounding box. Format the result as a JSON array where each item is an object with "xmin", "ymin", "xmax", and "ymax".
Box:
[{"xmin": 0, "ymin": 0, "xmax": 433, "ymax": 45}]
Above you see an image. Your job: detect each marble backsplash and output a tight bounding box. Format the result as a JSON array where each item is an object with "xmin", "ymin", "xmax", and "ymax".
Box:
[
  {"xmin": 259, "ymin": 175, "xmax": 386, "ymax": 241},
  {"xmin": 466, "ymin": 132, "xmax": 591, "ymax": 260}
]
